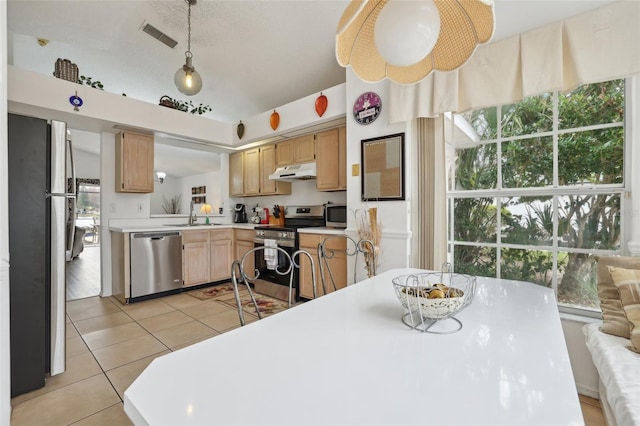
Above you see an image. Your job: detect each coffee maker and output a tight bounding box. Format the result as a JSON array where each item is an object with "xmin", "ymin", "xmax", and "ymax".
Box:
[{"xmin": 234, "ymin": 204, "xmax": 248, "ymax": 223}]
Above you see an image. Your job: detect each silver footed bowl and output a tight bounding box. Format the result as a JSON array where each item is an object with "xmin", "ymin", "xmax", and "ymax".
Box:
[{"xmin": 392, "ymin": 272, "xmax": 477, "ymax": 320}]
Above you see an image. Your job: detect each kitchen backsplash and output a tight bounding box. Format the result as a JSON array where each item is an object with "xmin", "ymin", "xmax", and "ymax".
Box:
[{"xmin": 231, "ymin": 179, "xmax": 346, "ymax": 210}]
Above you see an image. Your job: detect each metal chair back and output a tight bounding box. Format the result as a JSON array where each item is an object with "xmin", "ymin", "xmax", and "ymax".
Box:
[
  {"xmin": 317, "ymin": 236, "xmax": 377, "ymax": 295},
  {"xmin": 230, "ymin": 246, "xmax": 316, "ymax": 326}
]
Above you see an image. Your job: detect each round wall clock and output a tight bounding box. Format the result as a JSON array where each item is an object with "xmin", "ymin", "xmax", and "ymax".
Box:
[{"xmin": 353, "ymin": 91, "xmax": 382, "ymax": 125}]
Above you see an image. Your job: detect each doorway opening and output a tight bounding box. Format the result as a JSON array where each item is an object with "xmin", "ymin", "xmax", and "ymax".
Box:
[{"xmin": 67, "ymin": 178, "xmax": 101, "ymax": 300}]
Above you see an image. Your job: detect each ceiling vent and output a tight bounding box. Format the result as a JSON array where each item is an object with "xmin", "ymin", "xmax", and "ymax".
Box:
[{"xmin": 141, "ymin": 21, "xmax": 178, "ymax": 49}]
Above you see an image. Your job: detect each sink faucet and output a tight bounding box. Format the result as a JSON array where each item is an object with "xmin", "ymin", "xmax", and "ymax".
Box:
[{"xmin": 189, "ymin": 199, "xmax": 197, "ymax": 225}]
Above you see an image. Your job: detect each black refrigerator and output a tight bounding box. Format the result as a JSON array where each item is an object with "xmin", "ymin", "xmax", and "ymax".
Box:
[{"xmin": 8, "ymin": 113, "xmax": 74, "ymax": 396}]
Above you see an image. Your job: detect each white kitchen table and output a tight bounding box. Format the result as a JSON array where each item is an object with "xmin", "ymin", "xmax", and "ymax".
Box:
[{"xmin": 124, "ymin": 268, "xmax": 583, "ymax": 425}]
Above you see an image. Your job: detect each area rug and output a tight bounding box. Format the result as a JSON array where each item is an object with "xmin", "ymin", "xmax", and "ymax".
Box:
[
  {"xmin": 187, "ymin": 283, "xmax": 238, "ymax": 300},
  {"xmin": 216, "ymin": 292, "xmax": 289, "ymax": 317}
]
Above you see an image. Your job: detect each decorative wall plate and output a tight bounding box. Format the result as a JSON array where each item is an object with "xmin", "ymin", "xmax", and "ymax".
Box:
[
  {"xmin": 315, "ymin": 92, "xmax": 328, "ymax": 117},
  {"xmin": 270, "ymin": 110, "xmax": 280, "ymax": 130},
  {"xmin": 237, "ymin": 121, "xmax": 245, "ymax": 139},
  {"xmin": 353, "ymin": 91, "xmax": 381, "ymax": 125}
]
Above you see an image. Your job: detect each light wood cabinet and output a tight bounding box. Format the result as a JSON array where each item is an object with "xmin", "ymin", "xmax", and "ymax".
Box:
[
  {"xmin": 243, "ymin": 148, "xmax": 261, "ymax": 196},
  {"xmin": 276, "ymin": 134, "xmax": 316, "ymax": 166},
  {"xmin": 183, "ymin": 229, "xmax": 234, "ymax": 287},
  {"xmin": 299, "ymin": 233, "xmax": 347, "ymax": 299},
  {"xmin": 229, "ymin": 151, "xmax": 244, "ymax": 196},
  {"xmin": 259, "ymin": 145, "xmax": 291, "ymax": 195},
  {"xmin": 210, "ymin": 229, "xmax": 233, "ymax": 282},
  {"xmin": 234, "ymin": 229, "xmax": 255, "ymax": 274},
  {"xmin": 229, "ymin": 145, "xmax": 291, "ymax": 197},
  {"xmin": 115, "ymin": 131, "xmax": 154, "ymax": 193},
  {"xmin": 316, "ymin": 127, "xmax": 347, "ymax": 191},
  {"xmin": 182, "ymin": 230, "xmax": 210, "ymax": 287}
]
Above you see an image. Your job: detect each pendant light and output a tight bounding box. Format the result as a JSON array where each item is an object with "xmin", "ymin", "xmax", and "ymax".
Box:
[
  {"xmin": 174, "ymin": 0, "xmax": 202, "ymax": 96},
  {"xmin": 336, "ymin": 0, "xmax": 495, "ymax": 84}
]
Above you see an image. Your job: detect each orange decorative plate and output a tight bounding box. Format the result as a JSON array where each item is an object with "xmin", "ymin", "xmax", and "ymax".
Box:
[{"xmin": 270, "ymin": 110, "xmax": 280, "ymax": 131}]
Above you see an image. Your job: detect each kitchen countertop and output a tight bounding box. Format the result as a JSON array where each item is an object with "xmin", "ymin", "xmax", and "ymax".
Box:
[
  {"xmin": 124, "ymin": 268, "xmax": 582, "ymax": 425},
  {"xmin": 109, "ymin": 223, "xmax": 257, "ymax": 233}
]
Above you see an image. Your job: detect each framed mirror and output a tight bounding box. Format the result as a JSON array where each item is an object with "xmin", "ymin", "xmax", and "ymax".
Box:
[{"xmin": 360, "ymin": 133, "xmax": 405, "ymax": 201}]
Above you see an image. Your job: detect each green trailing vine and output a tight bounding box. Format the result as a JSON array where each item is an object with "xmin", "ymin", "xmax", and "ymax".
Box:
[
  {"xmin": 173, "ymin": 99, "xmax": 212, "ymax": 115},
  {"xmin": 78, "ymin": 75, "xmax": 104, "ymax": 90},
  {"xmin": 159, "ymin": 95, "xmax": 211, "ymax": 115}
]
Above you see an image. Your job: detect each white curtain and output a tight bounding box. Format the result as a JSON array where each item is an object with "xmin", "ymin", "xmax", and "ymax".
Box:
[{"xmin": 389, "ymin": 1, "xmax": 640, "ymax": 122}]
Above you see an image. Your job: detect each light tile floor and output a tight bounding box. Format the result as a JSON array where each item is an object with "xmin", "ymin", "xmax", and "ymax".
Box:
[
  {"xmin": 11, "ymin": 290, "xmax": 605, "ymax": 425},
  {"xmin": 10, "ymin": 289, "xmax": 256, "ymax": 425}
]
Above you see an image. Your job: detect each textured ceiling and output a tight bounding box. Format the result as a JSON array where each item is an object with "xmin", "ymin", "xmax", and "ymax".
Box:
[
  {"xmin": 7, "ymin": 0, "xmax": 614, "ymax": 124},
  {"xmin": 7, "ymin": 0, "xmax": 613, "ymax": 176}
]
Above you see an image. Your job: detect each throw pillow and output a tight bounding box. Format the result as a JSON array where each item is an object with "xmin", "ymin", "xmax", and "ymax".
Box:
[
  {"xmin": 596, "ymin": 256, "xmax": 640, "ymax": 338},
  {"xmin": 607, "ymin": 266, "xmax": 640, "ymax": 353}
]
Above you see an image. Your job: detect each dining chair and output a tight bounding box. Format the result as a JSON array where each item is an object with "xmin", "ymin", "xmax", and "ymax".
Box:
[
  {"xmin": 317, "ymin": 235, "xmax": 377, "ymax": 296},
  {"xmin": 230, "ymin": 246, "xmax": 316, "ymax": 326},
  {"xmin": 91, "ymin": 217, "xmax": 100, "ymax": 243}
]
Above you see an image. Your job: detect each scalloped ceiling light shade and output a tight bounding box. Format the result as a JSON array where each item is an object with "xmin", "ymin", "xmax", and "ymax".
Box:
[{"xmin": 336, "ymin": 0, "xmax": 495, "ymax": 84}]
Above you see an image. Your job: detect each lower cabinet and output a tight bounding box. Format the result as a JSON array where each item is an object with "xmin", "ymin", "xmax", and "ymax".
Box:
[
  {"xmin": 183, "ymin": 229, "xmax": 233, "ymax": 287},
  {"xmin": 299, "ymin": 233, "xmax": 347, "ymax": 299},
  {"xmin": 210, "ymin": 230, "xmax": 233, "ymax": 282},
  {"xmin": 183, "ymin": 230, "xmax": 210, "ymax": 287},
  {"xmin": 233, "ymin": 229, "xmax": 255, "ymax": 274}
]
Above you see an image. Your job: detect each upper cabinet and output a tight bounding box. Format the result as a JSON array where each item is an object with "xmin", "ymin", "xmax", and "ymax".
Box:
[
  {"xmin": 229, "ymin": 145, "xmax": 291, "ymax": 197},
  {"xmin": 276, "ymin": 134, "xmax": 315, "ymax": 166},
  {"xmin": 115, "ymin": 131, "xmax": 154, "ymax": 193},
  {"xmin": 316, "ymin": 126, "xmax": 347, "ymax": 191},
  {"xmin": 229, "ymin": 151, "xmax": 244, "ymax": 197}
]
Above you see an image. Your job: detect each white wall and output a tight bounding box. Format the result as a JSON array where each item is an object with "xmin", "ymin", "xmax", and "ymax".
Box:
[
  {"xmin": 150, "ymin": 175, "xmax": 183, "ymax": 215},
  {"xmin": 344, "ymin": 68, "xmax": 412, "ymax": 281},
  {"xmin": 0, "ymin": 2, "xmax": 11, "ymax": 423},
  {"xmin": 73, "ymin": 149, "xmax": 100, "ymax": 180}
]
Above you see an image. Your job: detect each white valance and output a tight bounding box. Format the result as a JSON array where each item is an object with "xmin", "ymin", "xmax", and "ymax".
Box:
[{"xmin": 389, "ymin": 0, "xmax": 640, "ymax": 123}]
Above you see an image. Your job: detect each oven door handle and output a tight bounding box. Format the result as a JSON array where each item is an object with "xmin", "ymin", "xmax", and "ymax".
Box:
[{"xmin": 253, "ymin": 238, "xmax": 295, "ymax": 248}]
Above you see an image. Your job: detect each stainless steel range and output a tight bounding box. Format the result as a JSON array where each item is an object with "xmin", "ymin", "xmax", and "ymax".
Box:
[{"xmin": 253, "ymin": 205, "xmax": 325, "ymax": 301}]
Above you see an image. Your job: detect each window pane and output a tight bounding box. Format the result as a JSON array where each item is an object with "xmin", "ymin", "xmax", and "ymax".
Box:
[
  {"xmin": 501, "ymin": 95, "xmax": 553, "ymax": 137},
  {"xmin": 501, "ymin": 196, "xmax": 553, "ymax": 246},
  {"xmin": 453, "ymin": 198, "xmax": 497, "ymax": 243},
  {"xmin": 556, "ymin": 252, "xmax": 599, "ymax": 309},
  {"xmin": 458, "ymin": 108, "xmax": 498, "ymax": 142},
  {"xmin": 502, "ymin": 136, "xmax": 553, "ymax": 188},
  {"xmin": 558, "ymin": 194, "xmax": 621, "ymax": 250},
  {"xmin": 500, "ymin": 248, "xmax": 553, "ymax": 288},
  {"xmin": 559, "ymin": 80, "xmax": 624, "ymax": 129},
  {"xmin": 455, "ymin": 144, "xmax": 497, "ymax": 190},
  {"xmin": 453, "ymin": 245, "xmax": 496, "ymax": 278},
  {"xmin": 558, "ymin": 128, "xmax": 624, "ymax": 186}
]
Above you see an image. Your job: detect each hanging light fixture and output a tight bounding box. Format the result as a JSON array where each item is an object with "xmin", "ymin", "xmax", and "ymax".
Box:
[
  {"xmin": 336, "ymin": 0, "xmax": 495, "ymax": 84},
  {"xmin": 174, "ymin": 0, "xmax": 202, "ymax": 96},
  {"xmin": 154, "ymin": 171, "xmax": 166, "ymax": 184}
]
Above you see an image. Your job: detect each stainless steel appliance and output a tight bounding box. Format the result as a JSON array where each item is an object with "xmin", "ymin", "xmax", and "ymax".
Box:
[
  {"xmin": 234, "ymin": 203, "xmax": 248, "ymax": 223},
  {"xmin": 8, "ymin": 114, "xmax": 73, "ymax": 396},
  {"xmin": 325, "ymin": 203, "xmax": 347, "ymax": 228},
  {"xmin": 130, "ymin": 231, "xmax": 183, "ymax": 299},
  {"xmin": 253, "ymin": 205, "xmax": 325, "ymax": 300}
]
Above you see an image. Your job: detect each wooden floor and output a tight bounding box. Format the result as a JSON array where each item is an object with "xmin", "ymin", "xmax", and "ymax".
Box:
[
  {"xmin": 580, "ymin": 394, "xmax": 606, "ymax": 426},
  {"xmin": 66, "ymin": 244, "xmax": 101, "ymax": 301}
]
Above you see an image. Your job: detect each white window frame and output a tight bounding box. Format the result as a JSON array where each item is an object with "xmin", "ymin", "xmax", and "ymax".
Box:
[{"xmin": 446, "ymin": 78, "xmax": 634, "ymax": 317}]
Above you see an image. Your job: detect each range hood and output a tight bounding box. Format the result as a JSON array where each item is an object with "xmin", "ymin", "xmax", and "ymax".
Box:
[{"xmin": 268, "ymin": 162, "xmax": 317, "ymax": 181}]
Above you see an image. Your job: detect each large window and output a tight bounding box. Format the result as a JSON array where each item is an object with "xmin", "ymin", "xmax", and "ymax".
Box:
[{"xmin": 448, "ymin": 80, "xmax": 626, "ymax": 314}]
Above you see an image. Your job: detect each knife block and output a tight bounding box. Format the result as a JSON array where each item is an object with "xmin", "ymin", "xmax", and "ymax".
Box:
[{"xmin": 269, "ymin": 206, "xmax": 285, "ymax": 226}]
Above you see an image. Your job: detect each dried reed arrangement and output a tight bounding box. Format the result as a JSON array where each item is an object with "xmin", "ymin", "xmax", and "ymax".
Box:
[
  {"xmin": 354, "ymin": 207, "xmax": 381, "ymax": 278},
  {"xmin": 162, "ymin": 195, "xmax": 182, "ymax": 214}
]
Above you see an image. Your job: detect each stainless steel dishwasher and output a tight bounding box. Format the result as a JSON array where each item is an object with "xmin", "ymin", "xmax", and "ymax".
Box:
[{"xmin": 130, "ymin": 231, "xmax": 183, "ymax": 298}]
